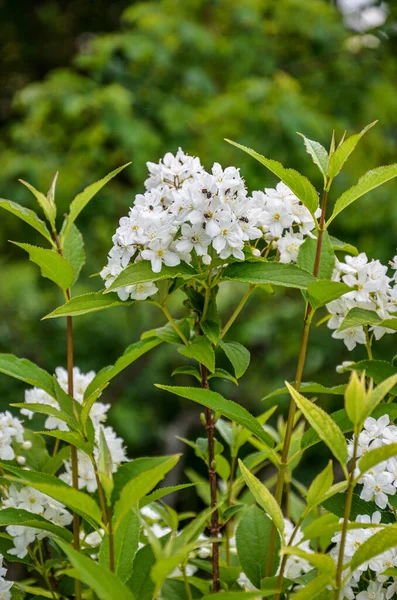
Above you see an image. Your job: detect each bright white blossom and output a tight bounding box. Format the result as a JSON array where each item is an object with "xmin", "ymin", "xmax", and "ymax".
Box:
[
  {"xmin": 101, "ymin": 149, "xmax": 322, "ymax": 300},
  {"xmin": 0, "ymin": 555, "xmax": 13, "ymax": 600},
  {"xmin": 0, "ymin": 411, "xmax": 29, "ymax": 461}
]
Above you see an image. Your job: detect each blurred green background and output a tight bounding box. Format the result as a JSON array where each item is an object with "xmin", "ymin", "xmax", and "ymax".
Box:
[{"xmin": 1, "ymin": 0, "xmax": 397, "ymax": 488}]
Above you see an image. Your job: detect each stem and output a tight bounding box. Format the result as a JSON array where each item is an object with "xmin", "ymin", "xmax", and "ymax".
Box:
[
  {"xmin": 202, "ymin": 285, "xmax": 211, "ymax": 323},
  {"xmin": 275, "ymin": 516, "xmax": 304, "ymax": 600},
  {"xmin": 365, "ymin": 326, "xmax": 373, "ymax": 360},
  {"xmin": 220, "ymin": 285, "xmax": 254, "ymax": 339},
  {"xmin": 107, "ymin": 506, "xmax": 115, "ymax": 573},
  {"xmin": 182, "ymin": 564, "xmax": 193, "ymax": 600},
  {"xmin": 266, "ymin": 189, "xmax": 329, "ymax": 579},
  {"xmin": 159, "ymin": 304, "xmax": 189, "ymax": 345},
  {"xmin": 200, "ymin": 363, "xmax": 220, "ymax": 592},
  {"xmin": 225, "ymin": 454, "xmax": 237, "ymax": 566},
  {"xmin": 334, "ymin": 429, "xmax": 359, "ymax": 599}
]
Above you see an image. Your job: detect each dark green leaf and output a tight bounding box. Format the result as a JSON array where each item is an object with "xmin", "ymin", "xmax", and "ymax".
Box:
[
  {"xmin": 104, "ymin": 262, "xmax": 196, "ymax": 293},
  {"xmin": 219, "ymin": 340, "xmax": 250, "ymax": 379},
  {"xmin": 43, "ymin": 292, "xmax": 133, "ymax": 319},
  {"xmin": 178, "ymin": 337, "xmax": 215, "ymax": 373},
  {"xmin": 297, "ymin": 232, "xmax": 335, "ymax": 280},
  {"xmin": 221, "ymin": 261, "xmax": 315, "ymax": 290},
  {"xmin": 0, "ymin": 354, "xmax": 54, "ymax": 396}
]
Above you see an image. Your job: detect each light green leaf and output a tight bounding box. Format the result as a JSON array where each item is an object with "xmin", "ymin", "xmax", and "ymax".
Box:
[
  {"xmin": 338, "ymin": 307, "xmax": 397, "ymax": 333},
  {"xmin": 226, "ymin": 139, "xmax": 319, "ymax": 217},
  {"xmin": 307, "ymin": 281, "xmax": 350, "ymax": 310},
  {"xmin": 328, "ymin": 163, "xmax": 397, "ymax": 225},
  {"xmin": 58, "ymin": 540, "xmax": 136, "ymax": 600},
  {"xmin": 156, "ymin": 385, "xmax": 274, "ymax": 447},
  {"xmin": 62, "ymin": 223, "xmax": 85, "ymax": 285},
  {"xmin": 286, "ymin": 382, "xmax": 348, "ymax": 468},
  {"xmin": 327, "ymin": 121, "xmax": 377, "ymax": 180},
  {"xmin": 222, "ymin": 261, "xmax": 315, "ymax": 290},
  {"xmin": 178, "ymin": 336, "xmax": 215, "ymax": 373},
  {"xmin": 112, "ymin": 456, "xmax": 176, "ymax": 502},
  {"xmin": 0, "ymin": 508, "xmax": 72, "ymax": 541},
  {"xmin": 0, "ymin": 199, "xmax": 53, "ymax": 244},
  {"xmin": 84, "ymin": 337, "xmax": 162, "ymax": 398},
  {"xmin": 0, "ymin": 354, "xmax": 54, "ymax": 396},
  {"xmin": 329, "ymin": 236, "xmax": 358, "ymax": 256},
  {"xmin": 281, "ymin": 547, "xmax": 335, "ymax": 575},
  {"xmin": 172, "ymin": 366, "xmax": 201, "ymax": 382},
  {"xmin": 80, "ymin": 383, "xmax": 109, "ymax": 431},
  {"xmin": 238, "ymin": 460, "xmax": 284, "ymax": 536},
  {"xmin": 219, "ymin": 340, "xmax": 250, "ymax": 379},
  {"xmin": 141, "ymin": 319, "xmax": 190, "ymax": 345},
  {"xmin": 1, "ymin": 463, "xmax": 103, "ymax": 527},
  {"xmin": 113, "ymin": 455, "xmax": 180, "ymax": 530},
  {"xmin": 297, "ymin": 232, "xmax": 335, "ymax": 280},
  {"xmin": 202, "ymin": 593, "xmax": 269, "ymax": 600},
  {"xmin": 11, "ymin": 403, "xmax": 76, "ymax": 430},
  {"xmin": 346, "ymin": 361, "xmax": 397, "ymax": 393},
  {"xmin": 61, "ymin": 163, "xmax": 131, "ymax": 238},
  {"xmin": 100, "ymin": 510, "xmax": 140, "ymax": 582},
  {"xmin": 351, "ymin": 526, "xmax": 397, "ymax": 571},
  {"xmin": 236, "ymin": 505, "xmax": 280, "ymax": 586},
  {"xmin": 344, "ymin": 371, "xmax": 367, "ymax": 427},
  {"xmin": 36, "ymin": 430, "xmax": 93, "ymax": 454},
  {"xmin": 19, "ymin": 179, "xmax": 56, "ymax": 227},
  {"xmin": 358, "ymin": 443, "xmax": 397, "ymax": 476},
  {"xmin": 367, "ymin": 373, "xmax": 397, "ymax": 414},
  {"xmin": 263, "ymin": 382, "xmax": 346, "ymax": 401},
  {"xmin": 11, "ymin": 242, "xmax": 74, "ymax": 290},
  {"xmin": 209, "ymin": 368, "xmax": 238, "ymax": 386},
  {"xmin": 104, "ymin": 261, "xmax": 196, "ymax": 293},
  {"xmin": 307, "ymin": 461, "xmax": 333, "ymax": 508},
  {"xmin": 297, "ymin": 133, "xmax": 328, "ymax": 180},
  {"xmin": 44, "ymin": 291, "xmax": 133, "ymax": 319},
  {"xmin": 201, "ymin": 320, "xmax": 220, "ymax": 344},
  {"xmin": 140, "ymin": 483, "xmax": 198, "ymax": 507},
  {"xmin": 291, "ymin": 574, "xmax": 332, "ymax": 600}
]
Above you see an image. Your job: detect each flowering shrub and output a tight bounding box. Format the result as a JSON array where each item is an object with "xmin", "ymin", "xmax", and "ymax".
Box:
[{"xmin": 1, "ymin": 123, "xmax": 397, "ymax": 600}]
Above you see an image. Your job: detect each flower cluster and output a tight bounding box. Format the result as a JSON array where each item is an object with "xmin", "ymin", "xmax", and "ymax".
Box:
[
  {"xmin": 0, "ymin": 555, "xmax": 13, "ymax": 600},
  {"xmin": 3, "ymin": 484, "xmax": 73, "ymax": 558},
  {"xmin": 349, "ymin": 415, "xmax": 397, "ymax": 509},
  {"xmin": 331, "ymin": 512, "xmax": 397, "ymax": 600},
  {"xmin": 326, "ymin": 253, "xmax": 397, "ymax": 350},
  {"xmin": 0, "ymin": 411, "xmax": 31, "ymax": 462},
  {"xmin": 100, "ymin": 148, "xmax": 321, "ymax": 301}
]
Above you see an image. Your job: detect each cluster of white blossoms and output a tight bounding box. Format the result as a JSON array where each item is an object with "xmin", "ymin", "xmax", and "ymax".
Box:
[
  {"xmin": 100, "ymin": 148, "xmax": 321, "ymax": 301},
  {"xmin": 348, "ymin": 415, "xmax": 397, "ymax": 509},
  {"xmin": 331, "ymin": 512, "xmax": 397, "ymax": 600},
  {"xmin": 3, "ymin": 484, "xmax": 73, "ymax": 558},
  {"xmin": 0, "ymin": 555, "xmax": 13, "ymax": 600},
  {"xmin": 0, "ymin": 411, "xmax": 31, "ymax": 462},
  {"xmin": 326, "ymin": 253, "xmax": 397, "ymax": 350}
]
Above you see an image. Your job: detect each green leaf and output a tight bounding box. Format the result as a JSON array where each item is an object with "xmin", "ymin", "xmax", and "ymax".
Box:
[
  {"xmin": 236, "ymin": 505, "xmax": 280, "ymax": 586},
  {"xmin": 61, "ymin": 163, "xmax": 131, "ymax": 238},
  {"xmin": 338, "ymin": 307, "xmax": 397, "ymax": 333},
  {"xmin": 221, "ymin": 261, "xmax": 315, "ymax": 290},
  {"xmin": 11, "ymin": 242, "xmax": 74, "ymax": 290},
  {"xmin": 57, "ymin": 540, "xmax": 136, "ymax": 600},
  {"xmin": 202, "ymin": 594, "xmax": 270, "ymax": 600},
  {"xmin": 327, "ymin": 121, "xmax": 377, "ymax": 180},
  {"xmin": 178, "ymin": 337, "xmax": 215, "ymax": 373},
  {"xmin": 112, "ymin": 456, "xmax": 176, "ymax": 502},
  {"xmin": 104, "ymin": 261, "xmax": 196, "ymax": 293},
  {"xmin": 0, "ymin": 354, "xmax": 54, "ymax": 396},
  {"xmin": 322, "ymin": 492, "xmax": 394, "ymax": 523},
  {"xmin": 263, "ymin": 382, "xmax": 346, "ymax": 401},
  {"xmin": 297, "ymin": 134, "xmax": 329, "ymax": 180},
  {"xmin": 128, "ymin": 544, "xmax": 155, "ymax": 600},
  {"xmin": 156, "ymin": 385, "xmax": 274, "ymax": 447},
  {"xmin": 140, "ymin": 483, "xmax": 198, "ymax": 507},
  {"xmin": 328, "ymin": 163, "xmax": 397, "ymax": 225},
  {"xmin": 0, "ymin": 508, "xmax": 72, "ymax": 542},
  {"xmin": 113, "ymin": 455, "xmax": 180, "ymax": 530},
  {"xmin": 367, "ymin": 374, "xmax": 397, "ymax": 414},
  {"xmin": 209, "ymin": 368, "xmax": 238, "ymax": 386},
  {"xmin": 0, "ymin": 199, "xmax": 53, "ymax": 244},
  {"xmin": 358, "ymin": 443, "xmax": 397, "ymax": 476},
  {"xmin": 19, "ymin": 179, "xmax": 56, "ymax": 227},
  {"xmin": 281, "ymin": 547, "xmax": 335, "ymax": 575},
  {"xmin": 201, "ymin": 320, "xmax": 220, "ymax": 344},
  {"xmin": 219, "ymin": 340, "xmax": 250, "ymax": 379},
  {"xmin": 80, "ymin": 383, "xmax": 109, "ymax": 432},
  {"xmin": 1, "ymin": 463, "xmax": 103, "ymax": 527},
  {"xmin": 307, "ymin": 281, "xmax": 350, "ymax": 311},
  {"xmin": 84, "ymin": 337, "xmax": 162, "ymax": 398},
  {"xmin": 329, "ymin": 236, "xmax": 358, "ymax": 256},
  {"xmin": 226, "ymin": 139, "xmax": 319, "ymax": 217},
  {"xmin": 297, "ymin": 232, "xmax": 335, "ymax": 280},
  {"xmin": 62, "ymin": 224, "xmax": 85, "ymax": 286},
  {"xmin": 286, "ymin": 383, "xmax": 348, "ymax": 468},
  {"xmin": 100, "ymin": 510, "xmax": 140, "ymax": 582},
  {"xmin": 351, "ymin": 526, "xmax": 397, "ymax": 572},
  {"xmin": 238, "ymin": 460, "xmax": 284, "ymax": 536},
  {"xmin": 307, "ymin": 461, "xmax": 333, "ymax": 508},
  {"xmin": 36, "ymin": 430, "xmax": 93, "ymax": 454},
  {"xmin": 290, "ymin": 574, "xmax": 332, "ymax": 600},
  {"xmin": 11, "ymin": 403, "xmax": 76, "ymax": 430},
  {"xmin": 172, "ymin": 366, "xmax": 201, "ymax": 382},
  {"xmin": 44, "ymin": 291, "xmax": 133, "ymax": 319},
  {"xmin": 141, "ymin": 319, "xmax": 190, "ymax": 345},
  {"xmin": 344, "ymin": 371, "xmax": 367, "ymax": 426},
  {"xmin": 347, "ymin": 360, "xmax": 397, "ymax": 393}
]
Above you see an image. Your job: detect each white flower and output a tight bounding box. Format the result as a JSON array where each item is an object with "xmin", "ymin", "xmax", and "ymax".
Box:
[
  {"xmin": 0, "ymin": 555, "xmax": 13, "ymax": 600},
  {"xmin": 360, "ymin": 471, "xmax": 396, "ymax": 508},
  {"xmin": 141, "ymin": 237, "xmax": 181, "ymax": 273},
  {"xmin": 356, "ymin": 581, "xmax": 386, "ymax": 600},
  {"xmin": 276, "ymin": 230, "xmax": 304, "ymax": 263},
  {"xmin": 332, "ymin": 326, "xmax": 366, "ymax": 350}
]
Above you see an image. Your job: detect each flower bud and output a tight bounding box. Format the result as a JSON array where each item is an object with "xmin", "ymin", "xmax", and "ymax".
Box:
[
  {"xmin": 252, "ymin": 248, "xmax": 261, "ymax": 257},
  {"xmin": 16, "ymin": 456, "xmax": 26, "ymax": 465},
  {"xmin": 22, "ymin": 441, "xmax": 32, "ymax": 450},
  {"xmin": 202, "ymin": 254, "xmax": 212, "ymax": 265}
]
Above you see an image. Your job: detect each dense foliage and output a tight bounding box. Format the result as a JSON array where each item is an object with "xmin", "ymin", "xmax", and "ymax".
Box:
[{"xmin": 1, "ymin": 1, "xmax": 397, "ymax": 468}]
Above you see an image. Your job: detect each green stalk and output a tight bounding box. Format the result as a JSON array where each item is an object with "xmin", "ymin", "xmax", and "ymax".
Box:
[
  {"xmin": 159, "ymin": 304, "xmax": 189, "ymax": 345},
  {"xmin": 334, "ymin": 428, "xmax": 359, "ymax": 599},
  {"xmin": 266, "ymin": 189, "xmax": 329, "ymax": 580},
  {"xmin": 220, "ymin": 285, "xmax": 254, "ymax": 339}
]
